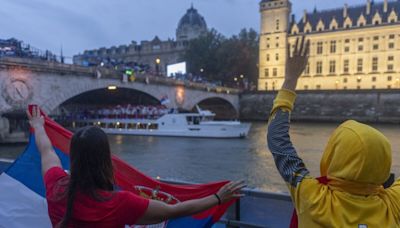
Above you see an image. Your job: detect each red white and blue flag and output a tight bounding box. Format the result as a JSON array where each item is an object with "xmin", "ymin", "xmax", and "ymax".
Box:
[
  {"xmin": 160, "ymin": 95, "xmax": 170, "ymax": 105},
  {"xmin": 0, "ymin": 107, "xmax": 234, "ymax": 227}
]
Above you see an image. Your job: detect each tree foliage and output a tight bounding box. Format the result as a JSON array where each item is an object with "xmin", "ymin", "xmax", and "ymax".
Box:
[{"xmin": 183, "ymin": 28, "xmax": 259, "ymax": 86}]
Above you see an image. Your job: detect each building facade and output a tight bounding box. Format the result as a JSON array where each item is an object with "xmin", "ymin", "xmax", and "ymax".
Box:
[
  {"xmin": 73, "ymin": 6, "xmax": 207, "ymax": 75},
  {"xmin": 259, "ymin": 0, "xmax": 400, "ymax": 91}
]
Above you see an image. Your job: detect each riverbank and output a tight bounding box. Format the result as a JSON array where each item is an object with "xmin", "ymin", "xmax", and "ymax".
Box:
[{"xmin": 240, "ymin": 89, "xmax": 400, "ymax": 123}]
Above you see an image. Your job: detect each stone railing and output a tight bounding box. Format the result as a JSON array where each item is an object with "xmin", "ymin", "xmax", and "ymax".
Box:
[{"xmin": 0, "ymin": 57, "xmax": 240, "ymax": 94}]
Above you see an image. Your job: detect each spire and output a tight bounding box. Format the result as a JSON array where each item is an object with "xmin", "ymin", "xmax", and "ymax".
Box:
[{"xmin": 191, "ymin": 2, "xmax": 194, "ymax": 9}]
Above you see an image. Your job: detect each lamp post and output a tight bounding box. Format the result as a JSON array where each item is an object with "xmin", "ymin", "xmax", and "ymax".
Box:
[{"xmin": 155, "ymin": 58, "xmax": 161, "ymax": 76}]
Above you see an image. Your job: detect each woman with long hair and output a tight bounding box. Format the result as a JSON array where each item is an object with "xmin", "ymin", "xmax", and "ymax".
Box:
[{"xmin": 27, "ymin": 107, "xmax": 244, "ymax": 227}]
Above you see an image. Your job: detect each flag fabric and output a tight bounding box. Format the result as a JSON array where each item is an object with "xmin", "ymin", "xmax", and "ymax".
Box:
[
  {"xmin": 0, "ymin": 106, "xmax": 234, "ymax": 228},
  {"xmin": 160, "ymin": 95, "xmax": 170, "ymax": 105}
]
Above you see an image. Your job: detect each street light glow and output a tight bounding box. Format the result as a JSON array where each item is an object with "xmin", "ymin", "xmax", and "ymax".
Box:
[
  {"xmin": 108, "ymin": 85, "xmax": 117, "ymax": 90},
  {"xmin": 156, "ymin": 58, "xmax": 161, "ymax": 64}
]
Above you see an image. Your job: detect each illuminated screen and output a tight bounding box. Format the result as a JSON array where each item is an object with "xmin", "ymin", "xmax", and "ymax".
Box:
[{"xmin": 167, "ymin": 62, "xmax": 186, "ymax": 77}]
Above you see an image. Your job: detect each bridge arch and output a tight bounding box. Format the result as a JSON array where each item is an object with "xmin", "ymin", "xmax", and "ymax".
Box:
[
  {"xmin": 41, "ymin": 79, "xmax": 168, "ymax": 113},
  {"xmin": 189, "ymin": 97, "xmax": 238, "ymax": 119}
]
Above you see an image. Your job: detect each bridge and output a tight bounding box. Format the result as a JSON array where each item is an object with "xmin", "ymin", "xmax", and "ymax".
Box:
[
  {"xmin": 0, "ymin": 57, "xmax": 240, "ymax": 114},
  {"xmin": 0, "ymin": 57, "xmax": 240, "ymax": 141}
]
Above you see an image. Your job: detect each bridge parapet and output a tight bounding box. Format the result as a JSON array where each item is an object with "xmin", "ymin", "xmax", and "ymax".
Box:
[
  {"xmin": 0, "ymin": 57, "xmax": 240, "ymax": 116},
  {"xmin": 0, "ymin": 57, "xmax": 240, "ymax": 95}
]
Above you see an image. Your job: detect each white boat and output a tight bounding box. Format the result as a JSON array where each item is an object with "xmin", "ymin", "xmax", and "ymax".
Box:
[{"xmin": 74, "ymin": 107, "xmax": 251, "ymax": 139}]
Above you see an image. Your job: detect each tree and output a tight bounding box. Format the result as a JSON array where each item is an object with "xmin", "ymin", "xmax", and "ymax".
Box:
[
  {"xmin": 183, "ymin": 28, "xmax": 259, "ymax": 87},
  {"xmin": 183, "ymin": 29, "xmax": 225, "ymax": 81}
]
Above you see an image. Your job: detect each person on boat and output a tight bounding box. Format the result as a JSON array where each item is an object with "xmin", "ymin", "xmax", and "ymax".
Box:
[
  {"xmin": 267, "ymin": 37, "xmax": 400, "ymax": 227},
  {"xmin": 27, "ymin": 106, "xmax": 245, "ymax": 228}
]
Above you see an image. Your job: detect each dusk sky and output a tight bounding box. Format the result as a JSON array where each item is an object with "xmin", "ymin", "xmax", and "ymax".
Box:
[{"xmin": 0, "ymin": 0, "xmax": 368, "ymax": 61}]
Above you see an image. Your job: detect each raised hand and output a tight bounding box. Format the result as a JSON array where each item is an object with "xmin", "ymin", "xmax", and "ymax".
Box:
[
  {"xmin": 216, "ymin": 180, "xmax": 246, "ymax": 204},
  {"xmin": 26, "ymin": 105, "xmax": 44, "ymax": 129},
  {"xmin": 283, "ymin": 36, "xmax": 310, "ymax": 91}
]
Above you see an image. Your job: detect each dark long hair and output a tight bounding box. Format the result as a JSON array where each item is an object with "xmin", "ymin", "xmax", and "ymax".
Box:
[{"xmin": 58, "ymin": 126, "xmax": 115, "ymax": 228}]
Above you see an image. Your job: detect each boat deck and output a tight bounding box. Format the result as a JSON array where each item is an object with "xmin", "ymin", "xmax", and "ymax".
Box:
[{"xmin": 0, "ymin": 160, "xmax": 294, "ymax": 228}]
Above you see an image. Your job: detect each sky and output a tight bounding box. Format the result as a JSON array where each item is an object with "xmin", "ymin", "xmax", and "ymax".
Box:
[{"xmin": 0, "ymin": 0, "xmax": 368, "ymax": 61}]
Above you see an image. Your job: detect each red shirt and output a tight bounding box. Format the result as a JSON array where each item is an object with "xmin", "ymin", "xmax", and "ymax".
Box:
[{"xmin": 44, "ymin": 167, "xmax": 149, "ymax": 228}]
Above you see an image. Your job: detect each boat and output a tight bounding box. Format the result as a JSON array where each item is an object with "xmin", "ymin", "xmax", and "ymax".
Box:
[{"xmin": 72, "ymin": 106, "xmax": 251, "ymax": 139}]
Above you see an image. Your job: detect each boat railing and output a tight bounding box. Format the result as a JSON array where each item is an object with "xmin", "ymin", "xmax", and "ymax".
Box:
[{"xmin": 160, "ymin": 179, "xmax": 293, "ymax": 228}]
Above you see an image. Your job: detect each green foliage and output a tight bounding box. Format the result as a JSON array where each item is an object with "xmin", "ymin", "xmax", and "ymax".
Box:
[{"xmin": 183, "ymin": 28, "xmax": 259, "ymax": 86}]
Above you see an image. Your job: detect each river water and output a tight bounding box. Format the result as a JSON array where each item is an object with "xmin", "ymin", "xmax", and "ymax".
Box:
[{"xmin": 1, "ymin": 122, "xmax": 400, "ymax": 193}]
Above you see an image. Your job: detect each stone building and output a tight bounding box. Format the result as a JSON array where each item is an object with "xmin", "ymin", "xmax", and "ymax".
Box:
[
  {"xmin": 73, "ymin": 5, "xmax": 207, "ymax": 75},
  {"xmin": 259, "ymin": 0, "xmax": 400, "ymax": 91}
]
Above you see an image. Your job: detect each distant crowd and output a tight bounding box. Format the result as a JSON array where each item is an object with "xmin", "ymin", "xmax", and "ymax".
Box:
[{"xmin": 61, "ymin": 105, "xmax": 174, "ymax": 120}]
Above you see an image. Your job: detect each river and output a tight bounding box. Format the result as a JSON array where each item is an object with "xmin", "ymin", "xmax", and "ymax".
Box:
[{"xmin": 1, "ymin": 122, "xmax": 400, "ymax": 193}]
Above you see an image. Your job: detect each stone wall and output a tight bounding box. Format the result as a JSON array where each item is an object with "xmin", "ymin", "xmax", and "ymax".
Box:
[{"xmin": 240, "ymin": 90, "xmax": 400, "ymax": 123}]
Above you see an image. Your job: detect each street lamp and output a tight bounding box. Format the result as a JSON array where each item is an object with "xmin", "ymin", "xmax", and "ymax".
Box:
[
  {"xmin": 155, "ymin": 58, "xmax": 161, "ymax": 76},
  {"xmin": 200, "ymin": 68, "xmax": 204, "ymax": 73}
]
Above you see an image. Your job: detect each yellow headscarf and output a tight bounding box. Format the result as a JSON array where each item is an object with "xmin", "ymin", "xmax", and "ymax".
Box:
[{"xmin": 320, "ymin": 120, "xmax": 400, "ymax": 222}]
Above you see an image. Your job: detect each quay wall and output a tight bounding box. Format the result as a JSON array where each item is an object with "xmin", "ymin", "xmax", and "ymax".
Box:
[{"xmin": 240, "ymin": 90, "xmax": 400, "ymax": 123}]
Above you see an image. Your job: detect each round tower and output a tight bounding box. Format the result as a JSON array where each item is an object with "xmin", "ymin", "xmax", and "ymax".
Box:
[{"xmin": 258, "ymin": 0, "xmax": 291, "ymax": 91}]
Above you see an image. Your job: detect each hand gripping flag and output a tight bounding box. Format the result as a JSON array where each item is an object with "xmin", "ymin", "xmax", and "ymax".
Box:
[{"xmin": 0, "ymin": 106, "xmax": 235, "ymax": 228}]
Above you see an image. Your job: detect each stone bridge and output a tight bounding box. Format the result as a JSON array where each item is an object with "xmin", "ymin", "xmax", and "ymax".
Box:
[{"xmin": 0, "ymin": 57, "xmax": 240, "ymax": 116}]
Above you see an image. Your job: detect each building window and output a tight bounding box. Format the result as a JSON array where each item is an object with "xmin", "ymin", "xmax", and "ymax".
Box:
[
  {"xmin": 343, "ymin": 59, "xmax": 349, "ymax": 73},
  {"xmin": 389, "ymin": 42, "xmax": 395, "ymax": 49},
  {"xmin": 372, "ymin": 85, "xmax": 376, "ymax": 89},
  {"xmin": 357, "ymin": 85, "xmax": 361, "ymax": 89},
  {"xmin": 389, "ymin": 34, "xmax": 395, "ymax": 39},
  {"xmin": 373, "ymin": 44, "xmax": 379, "ymax": 50},
  {"xmin": 330, "ymin": 41, "xmax": 336, "ymax": 53},
  {"xmin": 345, "ymin": 39, "xmax": 350, "ymax": 43},
  {"xmin": 266, "ymin": 54, "xmax": 270, "ymax": 61},
  {"xmin": 316, "ymin": 85, "xmax": 321, "ymax": 90},
  {"xmin": 372, "ymin": 77, "xmax": 377, "ymax": 82},
  {"xmin": 267, "ymin": 44, "xmax": 270, "ymax": 48},
  {"xmin": 358, "ymin": 38, "xmax": 364, "ymax": 42},
  {"xmin": 373, "ymin": 36, "xmax": 379, "ymax": 41},
  {"xmin": 388, "ymin": 56, "xmax": 394, "ymax": 61},
  {"xmin": 317, "ymin": 42, "xmax": 323, "ymax": 54},
  {"xmin": 329, "ymin": 60, "xmax": 336, "ymax": 74},
  {"xmin": 273, "ymin": 68, "xmax": 277, "ymax": 77},
  {"xmin": 276, "ymin": 19, "xmax": 280, "ymax": 30},
  {"xmin": 316, "ymin": 61, "xmax": 323, "ymax": 74},
  {"xmin": 388, "ymin": 85, "xmax": 392, "ymax": 89},
  {"xmin": 343, "ymin": 78, "xmax": 348, "ymax": 83},
  {"xmin": 357, "ymin": 58, "xmax": 363, "ymax": 72},
  {"xmin": 388, "ymin": 64, "xmax": 394, "ymax": 71},
  {"xmin": 304, "ymin": 63, "xmax": 310, "ymax": 75},
  {"xmin": 372, "ymin": 57, "xmax": 378, "ymax": 72},
  {"xmin": 358, "ymin": 45, "xmax": 364, "ymax": 51},
  {"xmin": 388, "ymin": 76, "xmax": 392, "ymax": 81},
  {"xmin": 275, "ymin": 53, "xmax": 279, "ymax": 61},
  {"xmin": 276, "ymin": 43, "xmax": 279, "ymax": 48},
  {"xmin": 265, "ymin": 82, "xmax": 268, "ymax": 90},
  {"xmin": 344, "ymin": 46, "xmax": 350, "ymax": 52},
  {"xmin": 264, "ymin": 68, "xmax": 269, "ymax": 77},
  {"xmin": 357, "ymin": 77, "xmax": 362, "ymax": 83},
  {"xmin": 304, "ymin": 85, "xmax": 309, "ymax": 90}
]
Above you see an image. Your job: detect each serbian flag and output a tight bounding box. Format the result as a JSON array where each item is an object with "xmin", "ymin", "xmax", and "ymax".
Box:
[{"xmin": 0, "ymin": 106, "xmax": 234, "ymax": 228}]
